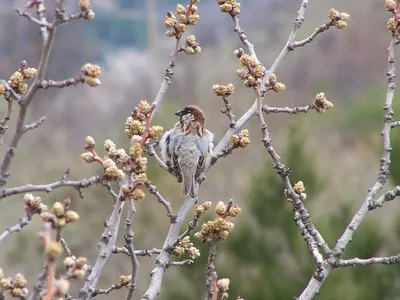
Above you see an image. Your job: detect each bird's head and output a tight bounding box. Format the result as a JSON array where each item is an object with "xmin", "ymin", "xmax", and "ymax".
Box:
[{"xmin": 175, "ymin": 105, "xmax": 205, "ymax": 126}]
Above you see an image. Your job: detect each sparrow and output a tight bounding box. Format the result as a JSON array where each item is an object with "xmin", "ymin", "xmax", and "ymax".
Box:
[{"xmin": 160, "ymin": 105, "xmax": 214, "ymax": 198}]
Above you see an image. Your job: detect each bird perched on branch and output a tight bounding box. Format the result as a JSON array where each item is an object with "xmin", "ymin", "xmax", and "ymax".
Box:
[{"xmin": 160, "ymin": 105, "xmax": 214, "ymax": 198}]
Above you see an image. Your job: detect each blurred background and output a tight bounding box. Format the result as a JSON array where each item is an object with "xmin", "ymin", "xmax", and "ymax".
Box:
[{"xmin": 1, "ymin": 0, "xmax": 400, "ymax": 299}]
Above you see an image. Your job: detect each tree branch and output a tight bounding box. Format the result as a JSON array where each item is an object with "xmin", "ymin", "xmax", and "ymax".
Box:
[
  {"xmin": 144, "ymin": 180, "xmax": 176, "ymax": 222},
  {"xmin": 0, "ymin": 214, "xmax": 32, "ymax": 244},
  {"xmin": 125, "ymin": 199, "xmax": 139, "ymax": 300},
  {"xmin": 0, "ymin": 174, "xmax": 102, "ymax": 200},
  {"xmin": 298, "ymin": 30, "xmax": 398, "ymax": 300},
  {"xmin": 337, "ymin": 254, "xmax": 400, "ymax": 267}
]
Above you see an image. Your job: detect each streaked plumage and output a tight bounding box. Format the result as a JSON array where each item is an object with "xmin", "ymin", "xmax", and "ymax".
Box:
[{"xmin": 160, "ymin": 105, "xmax": 214, "ymax": 197}]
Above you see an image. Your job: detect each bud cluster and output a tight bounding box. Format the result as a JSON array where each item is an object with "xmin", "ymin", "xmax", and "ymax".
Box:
[
  {"xmin": 165, "ymin": 1, "xmax": 200, "ymax": 38},
  {"xmin": 40, "ymin": 198, "xmax": 80, "ymax": 230},
  {"xmin": 194, "ymin": 200, "xmax": 241, "ymax": 243},
  {"xmin": 81, "ymin": 101, "xmax": 162, "ymax": 203},
  {"xmin": 79, "ymin": 0, "xmax": 95, "ymax": 20},
  {"xmin": 0, "ymin": 270, "xmax": 29, "ymax": 298},
  {"xmin": 212, "ymin": 83, "xmax": 234, "ymax": 97},
  {"xmin": 265, "ymin": 73, "xmax": 286, "ymax": 93},
  {"xmin": 173, "ymin": 236, "xmax": 201, "ymax": 259},
  {"xmin": 183, "ymin": 35, "xmax": 201, "ymax": 55},
  {"xmin": 386, "ymin": 0, "xmax": 400, "ymax": 32},
  {"xmin": 217, "ymin": 278, "xmax": 230, "ymax": 292},
  {"xmin": 0, "ymin": 62, "xmax": 37, "ymax": 97},
  {"xmin": 313, "ymin": 92, "xmax": 334, "ymax": 113},
  {"xmin": 217, "ymin": 0, "xmax": 241, "ymax": 16},
  {"xmin": 235, "ymin": 48, "xmax": 265, "ymax": 87},
  {"xmin": 231, "ymin": 129, "xmax": 250, "ymax": 148},
  {"xmin": 119, "ymin": 274, "xmax": 132, "ymax": 286},
  {"xmin": 327, "ymin": 8, "xmax": 350, "ymax": 30},
  {"xmin": 293, "ymin": 180, "xmax": 307, "ymax": 201},
  {"xmin": 63, "ymin": 256, "xmax": 89, "ymax": 280},
  {"xmin": 81, "ymin": 63, "xmax": 102, "ymax": 87},
  {"xmin": 23, "ymin": 193, "xmax": 47, "ymax": 215}
]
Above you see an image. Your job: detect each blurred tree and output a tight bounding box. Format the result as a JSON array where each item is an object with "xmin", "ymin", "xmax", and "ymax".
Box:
[{"xmin": 162, "ymin": 121, "xmax": 400, "ymax": 300}]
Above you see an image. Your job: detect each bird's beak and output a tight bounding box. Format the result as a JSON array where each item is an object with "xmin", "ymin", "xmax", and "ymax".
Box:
[{"xmin": 174, "ymin": 109, "xmax": 184, "ymax": 117}]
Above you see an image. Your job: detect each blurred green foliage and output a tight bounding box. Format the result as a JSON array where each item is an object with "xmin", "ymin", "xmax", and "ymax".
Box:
[{"xmin": 162, "ymin": 121, "xmax": 400, "ymax": 300}]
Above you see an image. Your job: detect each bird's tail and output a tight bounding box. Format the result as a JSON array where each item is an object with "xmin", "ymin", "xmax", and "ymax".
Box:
[
  {"xmin": 179, "ymin": 156, "xmax": 198, "ymax": 198},
  {"xmin": 181, "ymin": 173, "xmax": 196, "ymax": 198}
]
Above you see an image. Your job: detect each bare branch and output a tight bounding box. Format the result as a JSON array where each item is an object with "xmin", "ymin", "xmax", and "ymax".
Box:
[
  {"xmin": 113, "ymin": 247, "xmax": 162, "ymax": 257},
  {"xmin": 0, "ymin": 100, "xmax": 14, "ymax": 146},
  {"xmin": 141, "ymin": 194, "xmax": 198, "ymax": 300},
  {"xmin": 23, "ymin": 116, "xmax": 46, "ymax": 134},
  {"xmin": 290, "ymin": 21, "xmax": 334, "ymax": 49},
  {"xmin": 0, "ymin": 174, "xmax": 102, "ymax": 200},
  {"xmin": 262, "ymin": 104, "xmax": 313, "ymax": 115},
  {"xmin": 391, "ymin": 120, "xmax": 400, "ymax": 128},
  {"xmin": 60, "ymin": 238, "xmax": 76, "ymax": 259},
  {"xmin": 205, "ymin": 243, "xmax": 218, "ymax": 300},
  {"xmin": 169, "ymin": 259, "xmax": 194, "ymax": 266},
  {"xmin": 0, "ymin": 214, "xmax": 32, "ymax": 244},
  {"xmin": 145, "ymin": 180, "xmax": 176, "ymax": 222},
  {"xmin": 368, "ymin": 185, "xmax": 400, "ymax": 209},
  {"xmin": 221, "ymin": 96, "xmax": 236, "ymax": 128},
  {"xmin": 298, "ymin": 29, "xmax": 398, "ymax": 300},
  {"xmin": 40, "ymin": 76, "xmax": 85, "ymax": 89},
  {"xmin": 58, "ymin": 12, "xmax": 84, "ymax": 24},
  {"xmin": 0, "ymin": 1, "xmax": 56, "ymax": 187},
  {"xmin": 15, "ymin": 8, "xmax": 50, "ymax": 28},
  {"xmin": 293, "ymin": 210, "xmax": 324, "ymax": 269},
  {"xmin": 145, "ymin": 142, "xmax": 169, "ymax": 171},
  {"xmin": 78, "ymin": 172, "xmax": 133, "ymax": 300},
  {"xmin": 150, "ymin": 37, "xmax": 183, "ymax": 122},
  {"xmin": 28, "ymin": 264, "xmax": 48, "ymax": 300},
  {"xmin": 337, "ymin": 254, "xmax": 400, "ymax": 267},
  {"xmin": 125, "ymin": 199, "xmax": 139, "ymax": 300},
  {"xmin": 92, "ymin": 282, "xmax": 128, "ymax": 297}
]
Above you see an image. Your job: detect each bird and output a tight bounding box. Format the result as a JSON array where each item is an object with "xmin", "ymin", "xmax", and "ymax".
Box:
[{"xmin": 160, "ymin": 105, "xmax": 214, "ymax": 198}]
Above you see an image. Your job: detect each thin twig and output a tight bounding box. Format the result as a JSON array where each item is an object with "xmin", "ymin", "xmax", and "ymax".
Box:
[
  {"xmin": 150, "ymin": 37, "xmax": 182, "ymax": 122},
  {"xmin": 205, "ymin": 243, "xmax": 218, "ymax": 300},
  {"xmin": 368, "ymin": 185, "xmax": 400, "ymax": 209},
  {"xmin": 125, "ymin": 199, "xmax": 139, "ymax": 300},
  {"xmin": 113, "ymin": 247, "xmax": 162, "ymax": 257},
  {"xmin": 145, "ymin": 142, "xmax": 169, "ymax": 171},
  {"xmin": 40, "ymin": 76, "xmax": 85, "ymax": 89},
  {"xmin": 0, "ymin": 214, "xmax": 32, "ymax": 244},
  {"xmin": 0, "ymin": 174, "xmax": 102, "ymax": 200},
  {"xmin": 23, "ymin": 116, "xmax": 46, "ymax": 133},
  {"xmin": 169, "ymin": 259, "xmax": 194, "ymax": 266},
  {"xmin": 92, "ymin": 282, "xmax": 128, "ymax": 297},
  {"xmin": 262, "ymin": 104, "xmax": 313, "ymax": 115},
  {"xmin": 42, "ymin": 222, "xmax": 55, "ymax": 300},
  {"xmin": 60, "ymin": 238, "xmax": 76, "ymax": 259},
  {"xmin": 221, "ymin": 97, "xmax": 236, "ymax": 128},
  {"xmin": 28, "ymin": 264, "xmax": 48, "ymax": 300},
  {"xmin": 290, "ymin": 21, "xmax": 334, "ymax": 49},
  {"xmin": 145, "ymin": 180, "xmax": 176, "ymax": 222},
  {"xmin": 337, "ymin": 254, "xmax": 400, "ymax": 267},
  {"xmin": 0, "ymin": 99, "xmax": 14, "ymax": 146},
  {"xmin": 15, "ymin": 8, "xmax": 50, "ymax": 28}
]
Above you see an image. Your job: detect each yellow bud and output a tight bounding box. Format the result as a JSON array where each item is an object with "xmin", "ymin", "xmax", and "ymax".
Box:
[
  {"xmin": 132, "ymin": 188, "xmax": 145, "ymax": 201},
  {"xmin": 46, "ymin": 241, "xmax": 63, "ymax": 258},
  {"xmin": 52, "ymin": 202, "xmax": 65, "ymax": 217},
  {"xmin": 66, "ymin": 210, "xmax": 80, "ymax": 223}
]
